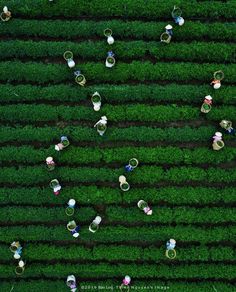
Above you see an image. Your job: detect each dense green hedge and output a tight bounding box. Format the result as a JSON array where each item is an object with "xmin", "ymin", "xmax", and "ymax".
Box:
[
  {"xmin": 1, "ymin": 243, "xmax": 235, "ymax": 262},
  {"xmin": 0, "ymin": 186, "xmax": 235, "ymax": 206},
  {"xmin": 0, "ymin": 205, "xmax": 233, "ymax": 225},
  {"xmin": 1, "ymin": 146, "xmax": 236, "ymax": 165},
  {"xmin": 1, "ymin": 40, "xmax": 235, "ymax": 63},
  {"xmin": 1, "ymin": 84, "xmax": 235, "ymax": 104},
  {"xmin": 0, "ymin": 225, "xmax": 235, "ymax": 243},
  {"xmin": 0, "ymin": 104, "xmax": 235, "ymax": 123},
  {"xmin": 2, "ymin": 0, "xmax": 236, "ymax": 19},
  {"xmin": 0, "ymin": 280, "xmax": 235, "ymax": 292},
  {"xmin": 0, "ymin": 61, "xmax": 235, "ymax": 84},
  {"xmin": 106, "ymin": 206, "xmax": 236, "ymax": 224},
  {"xmin": 0, "ymin": 166, "xmax": 235, "ymax": 186},
  {"xmin": 0, "ymin": 206, "xmax": 95, "ymax": 223},
  {"xmin": 1, "ymin": 19, "xmax": 236, "ymax": 42},
  {"xmin": 1, "ymin": 262, "xmax": 236, "ymax": 279},
  {"xmin": 0, "ymin": 125, "xmax": 218, "ymax": 143}
]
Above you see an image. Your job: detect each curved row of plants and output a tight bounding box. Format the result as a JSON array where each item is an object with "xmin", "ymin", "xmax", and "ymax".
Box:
[
  {"xmin": 0, "ymin": 125, "xmax": 219, "ymax": 143},
  {"xmin": 0, "ymin": 166, "xmax": 235, "ymax": 185},
  {"xmin": 1, "ymin": 205, "xmax": 235, "ymax": 224},
  {"xmin": 0, "ymin": 146, "xmax": 236, "ymax": 165},
  {"xmin": 1, "ymin": 84, "xmax": 236, "ymax": 104},
  {"xmin": 0, "ymin": 225, "xmax": 235, "ymax": 243},
  {"xmin": 2, "ymin": 243, "xmax": 235, "ymax": 262},
  {"xmin": 0, "ymin": 206, "xmax": 95, "ymax": 223},
  {"xmin": 6, "ymin": 0, "xmax": 236, "ymax": 19},
  {"xmin": 1, "ymin": 186, "xmax": 235, "ymax": 206},
  {"xmin": 0, "ymin": 61, "xmax": 235, "ymax": 84},
  {"xmin": 2, "ymin": 40, "xmax": 235, "ymax": 63},
  {"xmin": 105, "ymin": 206, "xmax": 236, "ymax": 224},
  {"xmin": 0, "ymin": 262, "xmax": 236, "ymax": 279},
  {"xmin": 0, "ymin": 104, "xmax": 203, "ymax": 123},
  {"xmin": 0, "ymin": 279, "xmax": 234, "ymax": 292},
  {"xmin": 0, "ymin": 104, "xmax": 235, "ymax": 123},
  {"xmin": 1, "ymin": 19, "xmax": 235, "ymax": 42}
]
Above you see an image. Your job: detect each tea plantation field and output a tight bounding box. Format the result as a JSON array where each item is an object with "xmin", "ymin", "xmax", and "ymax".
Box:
[{"xmin": 0, "ymin": 0, "xmax": 236, "ymax": 291}]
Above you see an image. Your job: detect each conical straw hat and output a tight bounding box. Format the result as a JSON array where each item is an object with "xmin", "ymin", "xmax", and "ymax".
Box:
[
  {"xmin": 94, "ymin": 216, "xmax": 102, "ymax": 224},
  {"xmin": 215, "ymin": 132, "xmax": 222, "ymax": 137},
  {"xmin": 19, "ymin": 260, "xmax": 25, "ymax": 267},
  {"xmin": 3, "ymin": 6, "xmax": 8, "ymax": 13},
  {"xmin": 170, "ymin": 239, "xmax": 176, "ymax": 244},
  {"xmin": 68, "ymin": 199, "xmax": 76, "ymax": 206},
  {"xmin": 46, "ymin": 157, "xmax": 53, "ymax": 163},
  {"xmin": 165, "ymin": 24, "xmax": 173, "ymax": 30},
  {"xmin": 213, "ymin": 83, "xmax": 221, "ymax": 89}
]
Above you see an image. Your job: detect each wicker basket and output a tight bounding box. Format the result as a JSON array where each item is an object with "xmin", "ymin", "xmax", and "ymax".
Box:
[
  {"xmin": 160, "ymin": 32, "xmax": 171, "ymax": 43},
  {"xmin": 0, "ymin": 12, "xmax": 10, "ymax": 22},
  {"xmin": 212, "ymin": 140, "xmax": 225, "ymax": 150},
  {"xmin": 201, "ymin": 103, "xmax": 211, "ymax": 113}
]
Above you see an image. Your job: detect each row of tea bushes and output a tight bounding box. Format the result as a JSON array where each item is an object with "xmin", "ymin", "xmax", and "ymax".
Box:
[
  {"xmin": 0, "ymin": 61, "xmax": 235, "ymax": 84},
  {"xmin": 0, "ymin": 279, "xmax": 234, "ymax": 292},
  {"xmin": 0, "ymin": 125, "xmax": 217, "ymax": 143},
  {"xmin": 1, "ymin": 243, "xmax": 235, "ymax": 262},
  {"xmin": 0, "ymin": 104, "xmax": 235, "ymax": 123},
  {"xmin": 106, "ymin": 206, "xmax": 236, "ymax": 224},
  {"xmin": 0, "ymin": 205, "xmax": 234, "ymax": 224},
  {"xmin": 1, "ymin": 40, "xmax": 235, "ymax": 63},
  {"xmin": 1, "ymin": 84, "xmax": 236, "ymax": 104},
  {"xmin": 6, "ymin": 0, "xmax": 236, "ymax": 19},
  {"xmin": 1, "ymin": 19, "xmax": 235, "ymax": 42},
  {"xmin": 0, "ymin": 186, "xmax": 235, "ymax": 205},
  {"xmin": 0, "ymin": 206, "xmax": 95, "ymax": 223},
  {"xmin": 0, "ymin": 262, "xmax": 236, "ymax": 279},
  {"xmin": 0, "ymin": 225, "xmax": 235, "ymax": 243},
  {"xmin": 1, "ymin": 145, "xmax": 236, "ymax": 165},
  {"xmin": 0, "ymin": 166, "xmax": 235, "ymax": 185}
]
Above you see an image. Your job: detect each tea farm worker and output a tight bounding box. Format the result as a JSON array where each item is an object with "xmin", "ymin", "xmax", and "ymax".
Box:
[
  {"xmin": 165, "ymin": 239, "xmax": 177, "ymax": 259},
  {"xmin": 174, "ymin": 16, "xmax": 184, "ymax": 26},
  {"xmin": 120, "ymin": 275, "xmax": 131, "ymax": 290},
  {"xmin": 220, "ymin": 120, "xmax": 235, "ymax": 135},
  {"xmin": 213, "ymin": 132, "xmax": 223, "ymax": 142},
  {"xmin": 166, "ymin": 238, "xmax": 176, "ymax": 250},
  {"xmin": 67, "ymin": 221, "xmax": 80, "ymax": 238},
  {"xmin": 14, "ymin": 245, "xmax": 23, "ymax": 259},
  {"xmin": 53, "ymin": 184, "xmax": 61, "ymax": 196},
  {"xmin": 94, "ymin": 116, "xmax": 108, "ymax": 127},
  {"xmin": 50, "ymin": 179, "xmax": 62, "ymax": 196},
  {"xmin": 210, "ymin": 79, "xmax": 221, "ymax": 89},
  {"xmin": 165, "ymin": 24, "xmax": 173, "ymax": 36},
  {"xmin": 94, "ymin": 116, "xmax": 108, "ymax": 136},
  {"xmin": 71, "ymin": 225, "xmax": 80, "ymax": 238},
  {"xmin": 66, "ymin": 275, "xmax": 77, "ymax": 292},
  {"xmin": 212, "ymin": 132, "xmax": 224, "ymax": 151},
  {"xmin": 55, "ymin": 136, "xmax": 70, "ymax": 151},
  {"xmin": 204, "ymin": 95, "xmax": 213, "ymax": 105},
  {"xmin": 2, "ymin": 6, "xmax": 11, "ymax": 21},
  {"xmin": 171, "ymin": 6, "xmax": 184, "ymax": 26}
]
